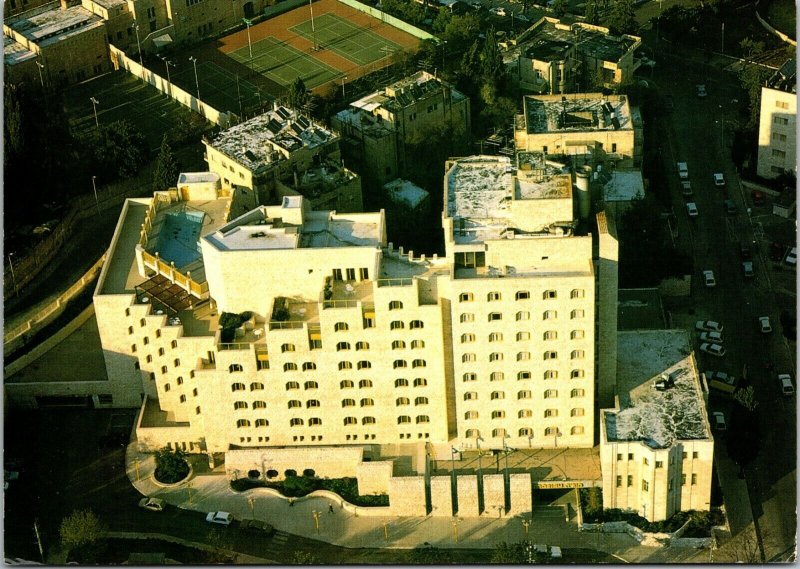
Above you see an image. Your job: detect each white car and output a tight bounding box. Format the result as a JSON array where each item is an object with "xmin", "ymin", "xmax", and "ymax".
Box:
[
  {"xmin": 677, "ymin": 162, "xmax": 689, "ymax": 179},
  {"xmin": 138, "ymin": 497, "xmax": 166, "ymax": 512},
  {"xmin": 696, "ymin": 84, "xmax": 707, "ymax": 98},
  {"xmin": 700, "ymin": 342, "xmax": 725, "ymax": 357},
  {"xmin": 785, "ymin": 247, "xmax": 797, "ymax": 266},
  {"xmin": 490, "ymin": 6, "xmax": 506, "ymax": 15},
  {"xmin": 711, "ymin": 411, "xmax": 726, "ymax": 431},
  {"xmin": 713, "ymin": 172, "xmax": 726, "ymax": 187},
  {"xmin": 758, "ymin": 316, "xmax": 772, "ymax": 334},
  {"xmin": 696, "ymin": 320, "xmax": 723, "ymax": 332},
  {"xmin": 699, "ymin": 331, "xmax": 723, "ymax": 343},
  {"xmin": 778, "ymin": 374, "xmax": 794, "ymax": 396},
  {"xmin": 206, "ymin": 511, "xmax": 234, "ymax": 526},
  {"xmin": 686, "ymin": 202, "xmax": 698, "ymax": 218},
  {"xmin": 681, "ymin": 181, "xmax": 693, "ymax": 197},
  {"xmin": 702, "ymin": 270, "xmax": 716, "ymax": 287}
]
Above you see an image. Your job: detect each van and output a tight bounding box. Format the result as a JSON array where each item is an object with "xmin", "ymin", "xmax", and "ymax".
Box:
[
  {"xmin": 705, "ymin": 371, "xmax": 736, "ymax": 395},
  {"xmin": 677, "ymin": 162, "xmax": 689, "ymax": 179}
]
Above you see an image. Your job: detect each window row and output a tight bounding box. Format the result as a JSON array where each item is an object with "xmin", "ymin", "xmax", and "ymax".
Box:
[
  {"xmin": 391, "ymin": 340, "xmax": 426, "ymax": 349},
  {"xmin": 463, "ymin": 426, "xmax": 583, "ymax": 438},
  {"xmin": 464, "ymin": 407, "xmax": 585, "ymax": 418},
  {"xmin": 460, "ymin": 330, "xmax": 584, "ymax": 343},
  {"xmin": 462, "ymin": 370, "xmax": 586, "ymax": 381},
  {"xmin": 389, "ymin": 320, "xmax": 425, "ymax": 330},
  {"xmin": 461, "ymin": 350, "xmax": 584, "ymax": 362},
  {"xmin": 458, "ymin": 289, "xmax": 585, "ymax": 302},
  {"xmin": 460, "ymin": 309, "xmax": 585, "ymax": 323}
]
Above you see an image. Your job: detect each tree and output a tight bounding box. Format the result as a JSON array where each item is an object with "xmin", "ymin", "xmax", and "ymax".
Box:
[
  {"xmin": 738, "ymin": 63, "xmax": 772, "ymax": 128},
  {"xmin": 291, "ymin": 551, "xmax": 320, "ymax": 564},
  {"xmin": 739, "ymin": 37, "xmax": 765, "ymax": 61},
  {"xmin": 443, "ymin": 13, "xmax": 482, "ymax": 52},
  {"xmin": 93, "ymin": 120, "xmax": 148, "ymax": 181},
  {"xmin": 152, "ymin": 135, "xmax": 179, "ymax": 191},
  {"xmin": 287, "ymin": 77, "xmax": 309, "ymax": 111},
  {"xmin": 154, "ymin": 446, "xmax": 190, "ymax": 483},
  {"xmin": 584, "ymin": 0, "xmax": 600, "ymax": 24},
  {"xmin": 605, "ymin": 0, "xmax": 637, "ymax": 35},
  {"xmin": 60, "ymin": 510, "xmax": 105, "ymax": 550},
  {"xmin": 432, "ymin": 7, "xmax": 452, "ymax": 33},
  {"xmin": 552, "ymin": 0, "xmax": 568, "ymax": 17},
  {"xmin": 479, "ymin": 27, "xmax": 505, "ymax": 85},
  {"xmin": 491, "ymin": 541, "xmax": 538, "ymax": 563},
  {"xmin": 480, "ymin": 95, "xmax": 517, "ymax": 129}
]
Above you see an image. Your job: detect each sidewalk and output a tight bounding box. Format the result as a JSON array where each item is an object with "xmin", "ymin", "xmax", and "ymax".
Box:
[{"xmin": 125, "ymin": 444, "xmax": 660, "ymax": 561}]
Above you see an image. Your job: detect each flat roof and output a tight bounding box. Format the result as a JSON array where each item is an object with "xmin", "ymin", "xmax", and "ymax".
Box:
[
  {"xmin": 7, "ymin": 4, "xmax": 104, "ymax": 47},
  {"xmin": 523, "ymin": 94, "xmax": 632, "ymax": 134},
  {"xmin": 178, "ymin": 171, "xmax": 220, "ymax": 185},
  {"xmin": 602, "ymin": 169, "xmax": 644, "ymax": 201},
  {"xmin": 519, "ymin": 18, "xmax": 638, "ymax": 63},
  {"xmin": 208, "ymin": 106, "xmax": 335, "ymax": 174},
  {"xmin": 384, "ymin": 178, "xmax": 429, "ymax": 209},
  {"xmin": 4, "ymin": 36, "xmax": 37, "ymax": 66},
  {"xmin": 605, "ymin": 330, "xmax": 710, "ymax": 447},
  {"xmin": 446, "ymin": 156, "xmax": 515, "ymax": 221}
]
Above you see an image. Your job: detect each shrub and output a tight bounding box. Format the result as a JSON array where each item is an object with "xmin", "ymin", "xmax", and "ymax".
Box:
[
  {"xmin": 302, "ymin": 468, "xmax": 316, "ymax": 478},
  {"xmin": 154, "ymin": 447, "xmax": 190, "ymax": 484},
  {"xmin": 282, "ymin": 475, "xmax": 317, "ymax": 496},
  {"xmin": 284, "ymin": 469, "xmax": 297, "ymax": 478},
  {"xmin": 266, "ymin": 469, "xmax": 278, "ymax": 478}
]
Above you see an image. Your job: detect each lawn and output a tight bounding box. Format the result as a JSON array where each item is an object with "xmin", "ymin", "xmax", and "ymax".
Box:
[{"xmin": 62, "ymin": 71, "xmax": 193, "ymax": 151}]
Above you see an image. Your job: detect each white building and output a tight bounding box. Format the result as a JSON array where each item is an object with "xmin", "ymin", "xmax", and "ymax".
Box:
[{"xmin": 757, "ymin": 57, "xmax": 796, "ymax": 179}]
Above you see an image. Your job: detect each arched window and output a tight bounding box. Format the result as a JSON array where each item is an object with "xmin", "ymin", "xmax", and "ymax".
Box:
[
  {"xmin": 544, "ymin": 389, "xmax": 558, "ymax": 399},
  {"xmin": 335, "ymin": 322, "xmax": 349, "ymax": 332},
  {"xmin": 231, "ymin": 383, "xmax": 245, "ymax": 392},
  {"xmin": 415, "ymin": 415, "xmax": 430, "ymax": 424},
  {"xmin": 517, "ymin": 352, "xmax": 531, "ymax": 361},
  {"xmin": 255, "ymin": 419, "xmax": 269, "ymax": 427},
  {"xmin": 459, "ymin": 292, "xmax": 473, "ymax": 302},
  {"xmin": 413, "ymin": 378, "xmax": 428, "ymax": 387},
  {"xmin": 543, "ymin": 290, "xmax": 557, "ymax": 300},
  {"xmin": 544, "ymin": 330, "xmax": 558, "ymax": 341},
  {"xmin": 410, "ymin": 320, "xmax": 424, "ymax": 329},
  {"xmin": 571, "ymin": 330, "xmax": 585, "ymax": 340},
  {"xmin": 571, "ymin": 408, "xmax": 584, "ymax": 417},
  {"xmin": 394, "ymin": 378, "xmax": 409, "ymax": 388},
  {"xmin": 571, "ymin": 426, "xmax": 584, "ymax": 435},
  {"xmin": 290, "ymin": 418, "xmax": 304, "ymax": 427},
  {"xmin": 393, "ymin": 359, "xmax": 407, "ymax": 369},
  {"xmin": 414, "ymin": 396, "xmax": 428, "ymax": 406},
  {"xmin": 463, "ymin": 373, "xmax": 477, "ymax": 382},
  {"xmin": 571, "ymin": 309, "xmax": 585, "ymax": 319},
  {"xmin": 488, "ymin": 312, "xmax": 502, "ymax": 321},
  {"xmin": 171, "ymin": 340, "xmax": 178, "ymax": 349},
  {"xmin": 285, "ymin": 381, "xmax": 300, "ymax": 390},
  {"xmin": 412, "ymin": 359, "xmax": 426, "ymax": 368},
  {"xmin": 303, "ymin": 362, "xmax": 317, "ymax": 371},
  {"xmin": 462, "ymin": 353, "xmax": 476, "ymax": 363},
  {"xmin": 397, "ymin": 415, "xmax": 411, "ymax": 424},
  {"xmin": 515, "ymin": 291, "xmax": 530, "ymax": 300},
  {"xmin": 543, "ymin": 310, "xmax": 557, "ymax": 320},
  {"xmin": 392, "ymin": 340, "xmax": 406, "ymax": 349},
  {"xmin": 389, "ymin": 300, "xmax": 404, "ymax": 310},
  {"xmin": 250, "ymin": 382, "xmax": 264, "ymax": 391},
  {"xmin": 490, "ymin": 372, "xmax": 504, "ymax": 382},
  {"xmin": 282, "ymin": 343, "xmax": 296, "ymax": 353},
  {"xmin": 571, "ymin": 350, "xmax": 585, "ymax": 360},
  {"xmin": 158, "ymin": 348, "xmax": 165, "ymax": 356},
  {"xmin": 571, "ymin": 369, "xmax": 585, "ymax": 379},
  {"xmin": 518, "ymin": 409, "xmax": 532, "ymax": 418},
  {"xmin": 304, "ymin": 381, "xmax": 318, "ymax": 390},
  {"xmin": 359, "ymin": 379, "xmax": 373, "ymax": 388},
  {"xmin": 164, "ymin": 383, "xmax": 171, "ymax": 392},
  {"xmin": 516, "ymin": 331, "xmax": 530, "ymax": 341},
  {"xmin": 461, "ymin": 333, "xmax": 475, "ymax": 343},
  {"xmin": 571, "ymin": 289, "xmax": 585, "ymax": 299},
  {"xmin": 253, "ymin": 401, "xmax": 267, "ymax": 409},
  {"xmin": 571, "ymin": 388, "xmax": 585, "ymax": 398},
  {"xmin": 519, "ymin": 427, "xmax": 533, "ymax": 437},
  {"xmin": 342, "ymin": 398, "xmax": 356, "ymax": 407},
  {"xmin": 516, "ymin": 311, "xmax": 530, "ymax": 321},
  {"xmin": 396, "ymin": 397, "xmax": 410, "ymax": 406},
  {"xmin": 340, "ymin": 380, "xmax": 354, "ymax": 389},
  {"xmin": 229, "ymin": 364, "xmax": 243, "ymax": 373},
  {"xmin": 466, "ymin": 428, "xmax": 480, "ymax": 438},
  {"xmin": 491, "ymin": 410, "xmax": 505, "ymax": 419},
  {"xmin": 518, "ymin": 371, "xmax": 532, "ymax": 380},
  {"xmin": 177, "ymin": 376, "xmax": 184, "ymax": 386},
  {"xmin": 237, "ymin": 419, "xmax": 251, "ymax": 428},
  {"xmin": 304, "ymin": 400, "xmax": 319, "ymax": 408},
  {"xmin": 460, "ymin": 313, "xmax": 475, "ymax": 323},
  {"xmin": 411, "ymin": 339, "xmax": 425, "ymax": 349},
  {"xmin": 487, "ymin": 291, "xmax": 501, "ymax": 301},
  {"xmin": 545, "ymin": 427, "xmax": 560, "ymax": 436},
  {"xmin": 489, "ymin": 332, "xmax": 503, "ymax": 342},
  {"xmin": 544, "ymin": 409, "xmax": 558, "ymax": 417},
  {"xmin": 490, "ymin": 391, "xmax": 505, "ymax": 400},
  {"xmin": 338, "ymin": 361, "xmax": 352, "ymax": 370},
  {"xmin": 356, "ymin": 341, "xmax": 370, "ymax": 351},
  {"xmin": 343, "ymin": 417, "xmax": 357, "ymax": 426},
  {"xmin": 336, "ymin": 341, "xmax": 351, "ymax": 351},
  {"xmin": 544, "ymin": 351, "xmax": 557, "ymax": 360},
  {"xmin": 309, "ymin": 418, "xmax": 322, "ymax": 426},
  {"xmin": 465, "ymin": 410, "xmax": 479, "ymax": 420},
  {"xmin": 357, "ymin": 360, "xmax": 371, "ymax": 370},
  {"xmin": 362, "ymin": 416, "xmax": 376, "ymax": 425},
  {"xmin": 390, "ymin": 321, "xmax": 405, "ymax": 330},
  {"xmin": 545, "ymin": 370, "xmax": 558, "ymax": 380},
  {"xmin": 518, "ymin": 390, "xmax": 532, "ymax": 400},
  {"xmin": 288, "ymin": 400, "xmax": 302, "ymax": 408},
  {"xmin": 464, "ymin": 391, "xmax": 477, "ymax": 400},
  {"xmin": 492, "ymin": 428, "xmax": 507, "ymax": 438},
  {"xmin": 160, "ymin": 366, "xmax": 168, "ymax": 374},
  {"xmin": 360, "ymin": 398, "xmax": 374, "ymax": 407},
  {"xmin": 140, "ymin": 318, "xmax": 146, "ymax": 327},
  {"xmin": 284, "ymin": 363, "xmax": 298, "ymax": 372}
]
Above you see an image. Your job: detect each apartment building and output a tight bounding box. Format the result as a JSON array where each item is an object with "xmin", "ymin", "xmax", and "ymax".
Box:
[
  {"xmin": 331, "ymin": 71, "xmax": 471, "ymax": 189},
  {"xmin": 757, "ymin": 57, "xmax": 796, "ymax": 179},
  {"xmin": 601, "ymin": 330, "xmax": 714, "ymax": 522},
  {"xmin": 203, "ymin": 105, "xmax": 363, "ymax": 212},
  {"xmin": 4, "ymin": 0, "xmax": 110, "ymax": 86},
  {"xmin": 510, "ymin": 17, "xmax": 641, "ymax": 94},
  {"xmin": 514, "ymin": 93, "xmax": 642, "ymax": 168}
]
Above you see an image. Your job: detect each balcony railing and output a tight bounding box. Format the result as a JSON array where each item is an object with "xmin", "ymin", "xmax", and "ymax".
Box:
[
  {"xmin": 219, "ymin": 342, "xmax": 251, "ymax": 351},
  {"xmin": 376, "ymin": 278, "xmax": 413, "ymax": 288},
  {"xmin": 322, "ymin": 299, "xmax": 359, "ymax": 309},
  {"xmin": 268, "ymin": 321, "xmax": 305, "ymax": 330}
]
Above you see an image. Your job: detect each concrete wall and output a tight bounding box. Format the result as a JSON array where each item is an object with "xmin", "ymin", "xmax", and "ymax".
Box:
[
  {"xmin": 225, "ymin": 447, "xmax": 364, "ymax": 480},
  {"xmin": 508, "ymin": 473, "xmax": 532, "ymax": 515},
  {"xmin": 356, "ymin": 460, "xmax": 394, "ymax": 495},
  {"xmin": 455, "ymin": 474, "xmax": 480, "ymax": 516},
  {"xmin": 430, "ymin": 475, "xmax": 454, "ymax": 516},
  {"xmin": 757, "ymin": 85, "xmax": 797, "ymax": 179},
  {"xmin": 387, "ymin": 476, "xmax": 427, "ymax": 516},
  {"xmin": 482, "ymin": 474, "xmax": 505, "ymax": 516}
]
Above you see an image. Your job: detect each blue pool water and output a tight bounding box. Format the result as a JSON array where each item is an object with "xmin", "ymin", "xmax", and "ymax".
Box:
[{"xmin": 155, "ymin": 210, "xmax": 205, "ymax": 268}]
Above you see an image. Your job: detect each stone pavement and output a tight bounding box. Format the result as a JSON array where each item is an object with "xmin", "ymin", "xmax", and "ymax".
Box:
[{"xmin": 125, "ymin": 444, "xmax": 673, "ymax": 562}]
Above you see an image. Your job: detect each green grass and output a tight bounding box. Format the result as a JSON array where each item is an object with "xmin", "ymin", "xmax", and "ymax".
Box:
[
  {"xmin": 169, "ymin": 61, "xmax": 265, "ymax": 115},
  {"xmin": 62, "ymin": 71, "xmax": 191, "ymax": 151},
  {"xmin": 228, "ymin": 36, "xmax": 342, "ymax": 89},
  {"xmin": 290, "ymin": 13, "xmax": 401, "ymax": 66}
]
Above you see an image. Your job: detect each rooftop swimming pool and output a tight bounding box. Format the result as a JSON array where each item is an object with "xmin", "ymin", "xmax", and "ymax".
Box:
[{"xmin": 154, "ymin": 209, "xmax": 205, "ymax": 269}]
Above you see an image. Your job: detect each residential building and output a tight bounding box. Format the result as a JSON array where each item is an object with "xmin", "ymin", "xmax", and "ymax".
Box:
[
  {"xmin": 757, "ymin": 57, "xmax": 796, "ymax": 179},
  {"xmin": 509, "ymin": 17, "xmax": 641, "ymax": 94},
  {"xmin": 332, "ymin": 71, "xmax": 471, "ymax": 189},
  {"xmin": 203, "ymin": 105, "xmax": 362, "ymax": 211},
  {"xmin": 601, "ymin": 330, "xmax": 714, "ymax": 522},
  {"xmin": 514, "ymin": 93, "xmax": 643, "ymax": 168},
  {"xmin": 3, "ymin": 0, "xmax": 110, "ymax": 86},
  {"xmin": 383, "ymin": 178, "xmax": 430, "ymax": 214}
]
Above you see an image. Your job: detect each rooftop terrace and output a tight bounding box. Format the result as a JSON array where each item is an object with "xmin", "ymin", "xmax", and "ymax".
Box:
[
  {"xmin": 4, "ymin": 36, "xmax": 37, "ymax": 65},
  {"xmin": 7, "ymin": 3, "xmax": 104, "ymax": 47},
  {"xmin": 605, "ymin": 330, "xmax": 709, "ymax": 448},
  {"xmin": 520, "ymin": 18, "xmax": 639, "ymax": 63},
  {"xmin": 523, "ymin": 94, "xmax": 631, "ymax": 134}
]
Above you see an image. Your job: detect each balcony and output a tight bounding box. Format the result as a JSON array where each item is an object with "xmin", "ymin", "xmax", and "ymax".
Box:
[
  {"xmin": 324, "ymin": 279, "xmax": 373, "ymax": 305},
  {"xmin": 268, "ymin": 297, "xmax": 318, "ymax": 330}
]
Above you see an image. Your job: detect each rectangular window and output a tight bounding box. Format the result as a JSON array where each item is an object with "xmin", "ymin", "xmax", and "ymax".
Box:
[
  {"xmin": 628, "ymin": 453, "xmax": 633, "ymax": 460},
  {"xmin": 360, "ymin": 267, "xmax": 369, "ymax": 280},
  {"xmin": 691, "ymin": 473, "xmax": 697, "ymax": 485},
  {"xmin": 655, "ymin": 461, "xmax": 663, "ymax": 469},
  {"xmin": 643, "ymin": 457, "xmax": 649, "ymax": 466},
  {"xmin": 772, "ymin": 149, "xmax": 786, "ymax": 158},
  {"xmin": 776, "ymin": 100, "xmax": 789, "ymax": 109},
  {"xmin": 692, "ymin": 451, "xmax": 698, "ymax": 459},
  {"xmin": 626, "ymin": 475, "xmax": 633, "ymax": 487},
  {"xmin": 682, "ymin": 473, "xmax": 687, "ymax": 485},
  {"xmin": 616, "ymin": 476, "xmax": 622, "ymax": 487},
  {"xmin": 333, "ymin": 269, "xmax": 343, "ymax": 281},
  {"xmin": 616, "ymin": 453, "xmax": 623, "ymax": 461},
  {"xmin": 773, "ymin": 116, "xmax": 789, "ymax": 125},
  {"xmin": 611, "ymin": 143, "xmax": 617, "ymax": 153},
  {"xmin": 346, "ymin": 268, "xmax": 356, "ymax": 280},
  {"xmin": 773, "ymin": 132, "xmax": 787, "ymax": 142},
  {"xmin": 642, "ymin": 480, "xmax": 649, "ymax": 491}
]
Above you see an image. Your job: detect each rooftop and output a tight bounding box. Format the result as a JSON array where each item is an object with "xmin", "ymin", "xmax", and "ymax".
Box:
[
  {"xmin": 523, "ymin": 94, "xmax": 632, "ymax": 134},
  {"xmin": 207, "ymin": 106, "xmax": 335, "ymax": 174},
  {"xmin": 296, "ymin": 161, "xmax": 358, "ymax": 198},
  {"xmin": 446, "ymin": 155, "xmax": 515, "ymax": 221},
  {"xmin": 4, "ymin": 36, "xmax": 37, "ymax": 66},
  {"xmin": 519, "ymin": 17, "xmax": 639, "ymax": 63},
  {"xmin": 515, "ymin": 154, "xmax": 572, "ymax": 200},
  {"xmin": 7, "ymin": 3, "xmax": 104, "ymax": 47},
  {"xmin": 601, "ymin": 169, "xmax": 644, "ymax": 201},
  {"xmin": 384, "ymin": 178, "xmax": 430, "ymax": 209},
  {"xmin": 604, "ymin": 330, "xmax": 710, "ymax": 448},
  {"xmin": 178, "ymin": 171, "xmax": 220, "ymax": 185},
  {"xmin": 766, "ymin": 57, "xmax": 796, "ymax": 94}
]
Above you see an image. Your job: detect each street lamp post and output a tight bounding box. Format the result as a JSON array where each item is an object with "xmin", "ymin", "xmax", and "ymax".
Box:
[
  {"xmin": 134, "ymin": 24, "xmax": 143, "ymax": 67},
  {"xmin": 522, "ymin": 518, "xmax": 530, "ymax": 536},
  {"xmin": 187, "ymin": 481, "xmax": 194, "ymax": 505},
  {"xmin": 158, "ymin": 55, "xmax": 174, "ymax": 93},
  {"xmin": 35, "ymin": 60, "xmax": 45, "ymax": 89},
  {"xmin": 248, "ymin": 496, "xmax": 255, "ymax": 518},
  {"xmin": 309, "ymin": 0, "xmax": 317, "ymax": 50},
  {"xmin": 243, "ymin": 18, "xmax": 253, "ymax": 59},
  {"xmin": 341, "ymin": 75, "xmax": 347, "ymax": 98},
  {"xmin": 134, "ymin": 458, "xmax": 141, "ymax": 481},
  {"xmin": 189, "ymin": 56, "xmax": 201, "ymax": 100},
  {"xmin": 92, "ymin": 176, "xmax": 100, "ymax": 215},
  {"xmin": 721, "ymin": 22, "xmax": 725, "ymax": 54},
  {"xmin": 90, "ymin": 97, "xmax": 100, "ymax": 128},
  {"xmin": 382, "ymin": 521, "xmax": 389, "ymax": 540},
  {"xmin": 312, "ymin": 510, "xmax": 321, "ymax": 534},
  {"xmin": 451, "ymin": 517, "xmax": 460, "ymax": 543},
  {"xmin": 7, "ymin": 253, "xmax": 18, "ymax": 297}
]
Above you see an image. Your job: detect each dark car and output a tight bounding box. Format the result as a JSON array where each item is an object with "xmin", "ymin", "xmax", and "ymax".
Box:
[
  {"xmin": 751, "ymin": 190, "xmax": 766, "ymax": 206},
  {"xmin": 724, "ymin": 199, "xmax": 738, "ymax": 215},
  {"xmin": 241, "ymin": 519, "xmax": 274, "ymax": 534}
]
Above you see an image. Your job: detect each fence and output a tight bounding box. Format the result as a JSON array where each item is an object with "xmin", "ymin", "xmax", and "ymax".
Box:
[
  {"xmin": 337, "ymin": 0, "xmax": 437, "ymax": 41},
  {"xmin": 109, "ymin": 45, "xmax": 234, "ymax": 128},
  {"xmin": 4, "ymin": 256, "xmax": 105, "ymax": 358}
]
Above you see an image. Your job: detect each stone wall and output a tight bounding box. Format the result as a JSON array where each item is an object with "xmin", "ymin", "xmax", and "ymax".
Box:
[
  {"xmin": 483, "ymin": 474, "xmax": 505, "ymax": 516},
  {"xmin": 356, "ymin": 461, "xmax": 394, "ymax": 495},
  {"xmin": 387, "ymin": 476, "xmax": 427, "ymax": 516},
  {"xmin": 430, "ymin": 476, "xmax": 454, "ymax": 516},
  {"xmin": 455, "ymin": 474, "xmax": 480, "ymax": 516},
  {"xmin": 225, "ymin": 447, "xmax": 364, "ymax": 480}
]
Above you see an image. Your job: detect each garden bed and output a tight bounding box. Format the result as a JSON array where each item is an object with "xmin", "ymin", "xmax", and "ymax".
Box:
[{"xmin": 231, "ymin": 475, "xmax": 389, "ymax": 507}]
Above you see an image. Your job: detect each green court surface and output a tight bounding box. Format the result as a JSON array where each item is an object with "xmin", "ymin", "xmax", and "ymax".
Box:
[
  {"xmin": 62, "ymin": 71, "xmax": 192, "ymax": 150},
  {"xmin": 228, "ymin": 36, "xmax": 342, "ymax": 89},
  {"xmin": 169, "ymin": 61, "xmax": 265, "ymax": 116},
  {"xmin": 289, "ymin": 13, "xmax": 401, "ymax": 66}
]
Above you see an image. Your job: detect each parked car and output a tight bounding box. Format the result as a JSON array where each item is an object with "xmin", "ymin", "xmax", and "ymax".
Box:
[
  {"xmin": 723, "ymin": 199, "xmax": 737, "ymax": 215},
  {"xmin": 778, "ymin": 373, "xmax": 794, "ymax": 396},
  {"xmin": 681, "ymin": 181, "xmax": 693, "ymax": 197},
  {"xmin": 138, "ymin": 497, "xmax": 166, "ymax": 512},
  {"xmin": 702, "ymin": 270, "xmax": 716, "ymax": 287},
  {"xmin": 711, "ymin": 411, "xmax": 727, "ymax": 431},
  {"xmin": 699, "ymin": 331, "xmax": 723, "ymax": 343},
  {"xmin": 739, "ymin": 243, "xmax": 752, "ymax": 260},
  {"xmin": 700, "ymin": 342, "xmax": 726, "ymax": 357},
  {"xmin": 706, "ymin": 371, "xmax": 737, "ymax": 395},
  {"xmin": 206, "ymin": 511, "xmax": 234, "ymax": 526},
  {"xmin": 696, "ymin": 320, "xmax": 723, "ymax": 332},
  {"xmin": 759, "ymin": 316, "xmax": 772, "ymax": 333},
  {"xmin": 751, "ymin": 190, "xmax": 766, "ymax": 206},
  {"xmin": 696, "ymin": 84, "xmax": 707, "ymax": 98},
  {"xmin": 677, "ymin": 162, "xmax": 689, "ymax": 179},
  {"xmin": 770, "ymin": 241, "xmax": 788, "ymax": 261},
  {"xmin": 742, "ymin": 261, "xmax": 754, "ymax": 278},
  {"xmin": 713, "ymin": 172, "xmax": 726, "ymax": 187},
  {"xmin": 686, "ymin": 202, "xmax": 699, "ymax": 217},
  {"xmin": 240, "ymin": 519, "xmax": 275, "ymax": 534},
  {"xmin": 785, "ymin": 247, "xmax": 797, "ymax": 266}
]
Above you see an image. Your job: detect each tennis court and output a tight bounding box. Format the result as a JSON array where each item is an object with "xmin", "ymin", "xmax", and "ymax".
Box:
[
  {"xmin": 169, "ymin": 61, "xmax": 266, "ymax": 116},
  {"xmin": 289, "ymin": 13, "xmax": 402, "ymax": 66},
  {"xmin": 228, "ymin": 37, "xmax": 342, "ymax": 89}
]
